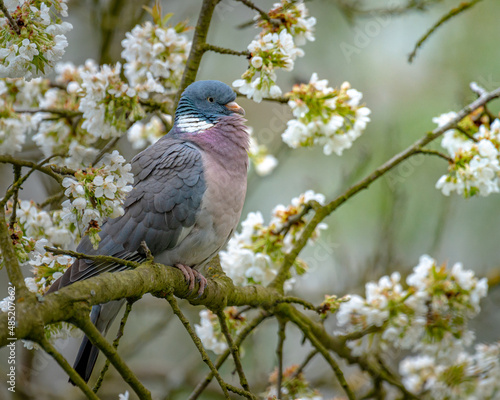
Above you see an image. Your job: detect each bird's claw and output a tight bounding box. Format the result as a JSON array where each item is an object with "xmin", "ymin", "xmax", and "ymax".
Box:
[{"xmin": 174, "ymin": 264, "xmax": 207, "ymax": 297}]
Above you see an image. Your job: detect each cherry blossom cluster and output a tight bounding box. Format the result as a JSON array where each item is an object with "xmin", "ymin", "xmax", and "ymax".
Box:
[
  {"xmin": 282, "ymin": 73, "xmax": 371, "ymax": 156},
  {"xmin": 262, "ymin": 365, "xmax": 323, "ymax": 400},
  {"xmin": 121, "ymin": 17, "xmax": 191, "ymax": 97},
  {"xmin": 28, "ymin": 238, "xmax": 73, "ymax": 294},
  {"xmin": 400, "ymin": 342, "xmax": 500, "ymax": 399},
  {"xmin": 0, "ymin": 0, "xmax": 72, "ymax": 79},
  {"xmin": 78, "ymin": 62, "xmax": 146, "ymax": 140},
  {"xmin": 337, "ymin": 255, "xmax": 487, "ymax": 359},
  {"xmin": 194, "ymin": 307, "xmax": 247, "ymax": 355},
  {"xmin": 434, "ymin": 111, "xmax": 500, "ymax": 197},
  {"xmin": 233, "ymin": 0, "xmax": 316, "ymax": 102},
  {"xmin": 220, "ymin": 191, "xmax": 327, "ymax": 291},
  {"xmin": 61, "ymin": 151, "xmax": 133, "ymax": 247},
  {"xmin": 2, "ymin": 200, "xmax": 75, "ymax": 269},
  {"xmin": 248, "ymin": 127, "xmax": 278, "ymax": 176}
]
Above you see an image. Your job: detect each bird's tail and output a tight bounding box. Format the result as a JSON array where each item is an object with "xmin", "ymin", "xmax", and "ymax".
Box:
[{"xmin": 70, "ymin": 300, "xmax": 125, "ymax": 384}]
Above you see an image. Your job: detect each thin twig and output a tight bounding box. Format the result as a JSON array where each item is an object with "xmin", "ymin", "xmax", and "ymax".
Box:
[
  {"xmin": 204, "ymin": 43, "xmax": 250, "ymax": 57},
  {"xmin": 165, "ymin": 292, "xmax": 230, "ymax": 399},
  {"xmin": 276, "ymin": 319, "xmax": 286, "ymax": 400},
  {"xmin": 188, "ymin": 311, "xmax": 269, "ymax": 400},
  {"xmin": 1, "ymin": 154, "xmax": 67, "ymax": 208},
  {"xmin": 0, "ymin": 0, "xmax": 20, "ymax": 34},
  {"xmin": 38, "ymin": 337, "xmax": 100, "ymax": 400},
  {"xmin": 74, "ymin": 314, "xmax": 152, "ymax": 399},
  {"xmin": 38, "ymin": 191, "xmax": 65, "ymax": 209},
  {"xmin": 291, "ymin": 350, "xmax": 319, "ymax": 379},
  {"xmin": 13, "ymin": 108, "xmax": 82, "ymax": 117},
  {"xmin": 456, "ymin": 126, "xmax": 478, "ymax": 142},
  {"xmin": 0, "ymin": 155, "xmax": 75, "ymax": 184},
  {"xmin": 408, "ymin": 0, "xmax": 484, "ymax": 63},
  {"xmin": 415, "ymin": 148, "xmax": 453, "ymax": 163},
  {"xmin": 93, "ymin": 136, "xmax": 121, "ymax": 165},
  {"xmin": 225, "ymin": 383, "xmax": 258, "ymax": 399},
  {"xmin": 93, "ymin": 300, "xmax": 135, "ymax": 393},
  {"xmin": 289, "ymin": 313, "xmax": 356, "ymax": 400},
  {"xmin": 275, "ymin": 296, "xmax": 316, "ymax": 311},
  {"xmin": 236, "ymin": 91, "xmax": 290, "ymax": 104},
  {"xmin": 216, "ymin": 309, "xmax": 251, "ymax": 392},
  {"xmin": 274, "ymin": 205, "xmax": 312, "ymax": 236},
  {"xmin": 236, "ymin": 0, "xmax": 272, "ymax": 24},
  {"xmin": 45, "ymin": 246, "xmax": 141, "ymax": 270}
]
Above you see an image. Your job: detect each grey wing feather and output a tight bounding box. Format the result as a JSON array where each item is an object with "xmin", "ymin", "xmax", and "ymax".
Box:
[{"xmin": 47, "ymin": 138, "xmax": 206, "ymax": 293}]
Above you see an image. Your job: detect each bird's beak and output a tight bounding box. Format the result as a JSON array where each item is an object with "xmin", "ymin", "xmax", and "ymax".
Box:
[{"xmin": 225, "ymin": 101, "xmax": 245, "ymax": 116}]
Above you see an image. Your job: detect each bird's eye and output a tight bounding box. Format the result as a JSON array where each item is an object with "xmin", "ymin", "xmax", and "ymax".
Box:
[{"xmin": 207, "ymin": 97, "xmax": 214, "ymax": 103}]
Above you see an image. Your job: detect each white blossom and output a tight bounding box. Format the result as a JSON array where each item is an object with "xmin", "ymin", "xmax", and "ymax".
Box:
[
  {"xmin": 121, "ymin": 21, "xmax": 191, "ymax": 95},
  {"xmin": 282, "ymin": 74, "xmax": 370, "ymax": 155},
  {"xmin": 435, "ymin": 118, "xmax": 500, "ymax": 197},
  {"xmin": 0, "ymin": 1, "xmax": 72, "ymax": 79},
  {"xmin": 338, "ymin": 255, "xmax": 488, "ymax": 359}
]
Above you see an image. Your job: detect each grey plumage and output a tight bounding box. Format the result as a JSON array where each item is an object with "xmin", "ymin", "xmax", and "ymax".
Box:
[{"xmin": 47, "ymin": 80, "xmax": 249, "ymax": 383}]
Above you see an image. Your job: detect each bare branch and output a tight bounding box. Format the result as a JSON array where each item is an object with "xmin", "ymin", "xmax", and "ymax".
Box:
[
  {"xmin": 408, "ymin": 0, "xmax": 485, "ymax": 63},
  {"xmin": 189, "ymin": 311, "xmax": 269, "ymax": 400},
  {"xmin": 216, "ymin": 309, "xmax": 251, "ymax": 393},
  {"xmin": 165, "ymin": 292, "xmax": 231, "ymax": 399},
  {"xmin": 204, "ymin": 43, "xmax": 250, "ymax": 57},
  {"xmin": 276, "ymin": 319, "xmax": 286, "ymax": 399},
  {"xmin": 38, "ymin": 337, "xmax": 99, "ymax": 400}
]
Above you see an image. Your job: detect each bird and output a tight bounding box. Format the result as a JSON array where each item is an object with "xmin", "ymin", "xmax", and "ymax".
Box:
[{"xmin": 46, "ymin": 80, "xmax": 249, "ymax": 383}]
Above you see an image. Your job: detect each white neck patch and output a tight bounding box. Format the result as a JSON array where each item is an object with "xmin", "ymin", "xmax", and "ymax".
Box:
[{"xmin": 176, "ymin": 115, "xmax": 214, "ymax": 133}]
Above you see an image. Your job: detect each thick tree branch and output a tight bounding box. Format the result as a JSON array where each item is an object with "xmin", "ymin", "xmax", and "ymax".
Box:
[{"xmin": 0, "ymin": 208, "xmax": 27, "ymax": 293}]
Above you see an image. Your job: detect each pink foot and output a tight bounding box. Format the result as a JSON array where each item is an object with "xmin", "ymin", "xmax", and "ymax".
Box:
[{"xmin": 174, "ymin": 264, "xmax": 207, "ymax": 296}]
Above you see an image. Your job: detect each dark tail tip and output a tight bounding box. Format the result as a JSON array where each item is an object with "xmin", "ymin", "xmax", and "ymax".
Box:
[{"xmin": 69, "ymin": 335, "xmax": 100, "ymax": 385}]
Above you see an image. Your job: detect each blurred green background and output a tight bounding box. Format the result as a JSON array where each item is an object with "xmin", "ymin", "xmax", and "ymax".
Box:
[{"xmin": 2, "ymin": 0, "xmax": 500, "ymax": 398}]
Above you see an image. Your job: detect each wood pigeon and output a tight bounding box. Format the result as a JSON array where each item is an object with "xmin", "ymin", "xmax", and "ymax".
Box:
[{"xmin": 46, "ymin": 80, "xmax": 249, "ymax": 383}]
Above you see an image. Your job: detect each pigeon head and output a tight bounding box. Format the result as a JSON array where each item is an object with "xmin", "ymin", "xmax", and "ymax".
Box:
[{"xmin": 174, "ymin": 80, "xmax": 245, "ymax": 133}]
